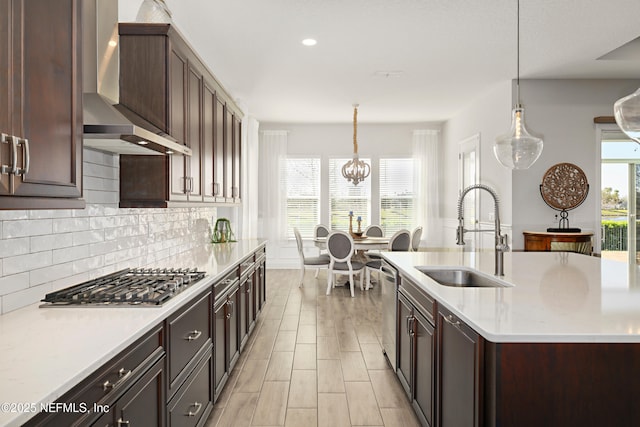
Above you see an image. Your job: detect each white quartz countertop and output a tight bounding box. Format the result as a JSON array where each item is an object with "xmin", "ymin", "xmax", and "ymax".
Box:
[
  {"xmin": 382, "ymin": 250, "xmax": 640, "ymax": 344},
  {"xmin": 0, "ymin": 239, "xmax": 266, "ymax": 427}
]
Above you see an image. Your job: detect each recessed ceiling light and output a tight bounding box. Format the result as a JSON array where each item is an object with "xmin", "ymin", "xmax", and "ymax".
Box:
[
  {"xmin": 373, "ymin": 71, "xmax": 404, "ymax": 78},
  {"xmin": 302, "ymin": 38, "xmax": 317, "ymax": 46}
]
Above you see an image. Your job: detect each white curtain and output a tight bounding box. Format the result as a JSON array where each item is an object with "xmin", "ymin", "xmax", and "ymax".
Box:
[
  {"xmin": 241, "ymin": 116, "xmax": 260, "ymax": 239},
  {"xmin": 413, "ymin": 129, "xmax": 441, "ymax": 247},
  {"xmin": 258, "ymin": 130, "xmax": 288, "ymax": 247}
]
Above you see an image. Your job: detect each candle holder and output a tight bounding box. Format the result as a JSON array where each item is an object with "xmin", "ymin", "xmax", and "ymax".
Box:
[{"xmin": 349, "ymin": 212, "xmax": 364, "ymax": 239}]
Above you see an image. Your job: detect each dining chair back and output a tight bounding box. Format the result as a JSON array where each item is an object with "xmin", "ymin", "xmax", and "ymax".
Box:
[
  {"xmin": 411, "ymin": 226, "xmax": 423, "ymax": 252},
  {"xmin": 294, "ymin": 227, "xmax": 330, "ymax": 287},
  {"xmin": 365, "ymin": 229, "xmax": 411, "ymax": 290},
  {"xmin": 364, "ymin": 224, "xmax": 384, "ymax": 237},
  {"xmin": 314, "ymin": 224, "xmax": 330, "ymax": 238},
  {"xmin": 326, "ymin": 230, "xmax": 365, "ymax": 298},
  {"xmin": 390, "ymin": 229, "xmax": 412, "ymax": 251},
  {"xmin": 313, "ymin": 224, "xmax": 331, "ymax": 277}
]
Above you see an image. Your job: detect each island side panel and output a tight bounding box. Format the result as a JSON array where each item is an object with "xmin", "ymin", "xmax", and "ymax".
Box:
[{"xmin": 486, "ymin": 341, "xmax": 640, "ymax": 427}]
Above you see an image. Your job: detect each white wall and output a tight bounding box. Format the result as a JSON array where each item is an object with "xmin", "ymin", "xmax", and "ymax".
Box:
[
  {"xmin": 510, "ymin": 79, "xmax": 640, "ymax": 249},
  {"xmin": 259, "ymin": 122, "xmax": 441, "ymax": 268},
  {"xmin": 441, "ymin": 81, "xmax": 513, "ymax": 249},
  {"xmin": 442, "ymin": 78, "xmax": 640, "ymax": 251}
]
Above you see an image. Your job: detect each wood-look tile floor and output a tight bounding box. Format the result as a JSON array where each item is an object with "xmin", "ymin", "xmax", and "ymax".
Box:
[{"xmin": 205, "ymin": 269, "xmax": 421, "ymax": 427}]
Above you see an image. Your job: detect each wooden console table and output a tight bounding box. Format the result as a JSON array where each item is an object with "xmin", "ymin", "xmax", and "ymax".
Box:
[{"xmin": 523, "ymin": 231, "xmax": 593, "ymax": 255}]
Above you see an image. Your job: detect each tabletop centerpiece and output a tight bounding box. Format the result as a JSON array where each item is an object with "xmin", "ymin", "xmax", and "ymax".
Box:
[{"xmin": 348, "ymin": 211, "xmax": 364, "ymax": 239}]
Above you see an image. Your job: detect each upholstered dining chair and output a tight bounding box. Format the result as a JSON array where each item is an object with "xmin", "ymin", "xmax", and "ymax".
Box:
[
  {"xmin": 326, "ymin": 230, "xmax": 365, "ymax": 298},
  {"xmin": 411, "ymin": 226, "xmax": 423, "ymax": 252},
  {"xmin": 313, "ymin": 224, "xmax": 331, "ymax": 277},
  {"xmin": 364, "ymin": 224, "xmax": 384, "ymax": 237},
  {"xmin": 363, "ymin": 224, "xmax": 385, "ymax": 259},
  {"xmin": 365, "ymin": 229, "xmax": 411, "ymax": 290},
  {"xmin": 294, "ymin": 227, "xmax": 330, "ymax": 287}
]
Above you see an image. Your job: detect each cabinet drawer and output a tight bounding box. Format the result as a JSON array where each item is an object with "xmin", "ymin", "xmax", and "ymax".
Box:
[
  {"xmin": 168, "ymin": 348, "xmax": 213, "ymax": 427},
  {"xmin": 399, "ymin": 275, "xmax": 435, "ymax": 324},
  {"xmin": 239, "ymin": 256, "xmax": 255, "ymax": 279},
  {"xmin": 25, "ymin": 326, "xmax": 164, "ymax": 427},
  {"xmin": 167, "ymin": 291, "xmax": 212, "ymax": 391},
  {"xmin": 214, "ymin": 269, "xmax": 239, "ymax": 300}
]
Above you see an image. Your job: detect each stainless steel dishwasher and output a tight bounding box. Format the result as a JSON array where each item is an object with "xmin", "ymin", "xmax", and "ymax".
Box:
[{"xmin": 380, "ymin": 260, "xmax": 399, "ymax": 371}]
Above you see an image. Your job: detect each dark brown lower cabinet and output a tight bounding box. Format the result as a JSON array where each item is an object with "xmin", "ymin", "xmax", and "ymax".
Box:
[
  {"xmin": 239, "ymin": 274, "xmax": 249, "ymax": 351},
  {"xmin": 212, "ymin": 270, "xmax": 240, "ymax": 401},
  {"xmin": 213, "ymin": 295, "xmax": 228, "ymax": 398},
  {"xmin": 397, "ymin": 291, "xmax": 435, "ymax": 427},
  {"xmin": 97, "ymin": 356, "xmax": 166, "ymax": 427},
  {"xmin": 437, "ymin": 305, "xmax": 482, "ymax": 427},
  {"xmin": 167, "ymin": 347, "xmax": 213, "ymax": 427},
  {"xmin": 24, "ymin": 326, "xmax": 165, "ymax": 427},
  {"xmin": 226, "ymin": 285, "xmax": 241, "ymax": 371}
]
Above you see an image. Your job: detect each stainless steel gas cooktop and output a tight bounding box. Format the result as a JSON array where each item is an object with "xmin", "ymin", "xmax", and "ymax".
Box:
[{"xmin": 40, "ymin": 268, "xmax": 206, "ymax": 307}]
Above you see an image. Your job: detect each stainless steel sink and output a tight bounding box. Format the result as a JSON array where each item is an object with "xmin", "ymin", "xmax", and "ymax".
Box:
[{"xmin": 417, "ymin": 267, "xmax": 512, "ymax": 288}]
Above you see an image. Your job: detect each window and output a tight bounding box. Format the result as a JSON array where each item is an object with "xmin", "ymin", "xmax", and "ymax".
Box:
[
  {"xmin": 283, "ymin": 158, "xmax": 321, "ymax": 238},
  {"xmin": 380, "ymin": 158, "xmax": 415, "ymax": 235},
  {"xmin": 329, "ymin": 158, "xmax": 371, "ymax": 230}
]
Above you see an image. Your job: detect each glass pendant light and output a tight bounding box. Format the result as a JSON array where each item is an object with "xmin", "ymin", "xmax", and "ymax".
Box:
[
  {"xmin": 614, "ymin": 88, "xmax": 640, "ymax": 143},
  {"xmin": 494, "ymin": 0, "xmax": 543, "ymax": 170},
  {"xmin": 342, "ymin": 104, "xmax": 370, "ymax": 185}
]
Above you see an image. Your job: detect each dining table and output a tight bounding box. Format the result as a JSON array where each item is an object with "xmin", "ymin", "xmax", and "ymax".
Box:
[
  {"xmin": 313, "ymin": 235, "xmax": 390, "ymax": 252},
  {"xmin": 314, "ymin": 235, "xmax": 390, "ymax": 265}
]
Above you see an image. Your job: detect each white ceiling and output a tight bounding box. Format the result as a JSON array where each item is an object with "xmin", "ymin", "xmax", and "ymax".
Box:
[{"xmin": 122, "ymin": 0, "xmax": 640, "ymax": 123}]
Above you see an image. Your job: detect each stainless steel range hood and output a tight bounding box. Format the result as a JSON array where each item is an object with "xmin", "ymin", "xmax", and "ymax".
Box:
[{"xmin": 82, "ymin": 0, "xmax": 191, "ymax": 156}]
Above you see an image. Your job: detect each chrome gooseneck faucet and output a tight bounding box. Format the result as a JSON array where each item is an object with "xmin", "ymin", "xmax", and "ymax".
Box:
[{"xmin": 456, "ymin": 184, "xmax": 509, "ymax": 276}]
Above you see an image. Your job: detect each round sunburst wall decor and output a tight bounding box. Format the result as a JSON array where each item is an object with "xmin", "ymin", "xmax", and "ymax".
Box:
[{"xmin": 540, "ymin": 163, "xmax": 589, "ymax": 231}]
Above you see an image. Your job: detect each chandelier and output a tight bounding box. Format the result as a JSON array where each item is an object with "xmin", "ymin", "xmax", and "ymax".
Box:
[
  {"xmin": 493, "ymin": 0, "xmax": 543, "ymax": 170},
  {"xmin": 342, "ymin": 105, "xmax": 370, "ymax": 185}
]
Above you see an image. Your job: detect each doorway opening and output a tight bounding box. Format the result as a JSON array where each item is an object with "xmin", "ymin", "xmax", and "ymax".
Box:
[{"xmin": 601, "ymin": 135, "xmax": 640, "ymax": 265}]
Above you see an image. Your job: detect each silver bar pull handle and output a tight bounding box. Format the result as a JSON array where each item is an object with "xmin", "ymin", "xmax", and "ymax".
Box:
[
  {"xmin": 186, "ymin": 402, "xmax": 202, "ymax": 417},
  {"xmin": 9, "ymin": 135, "xmax": 18, "ymax": 175},
  {"xmin": 117, "ymin": 418, "xmax": 130, "ymax": 426},
  {"xmin": 102, "ymin": 368, "xmax": 132, "ymax": 391},
  {"xmin": 16, "ymin": 137, "xmax": 29, "ymax": 176},
  {"xmin": 0, "ymin": 133, "xmax": 11, "ymax": 175},
  {"xmin": 444, "ymin": 314, "xmax": 461, "ymax": 328},
  {"xmin": 185, "ymin": 330, "xmax": 202, "ymax": 341}
]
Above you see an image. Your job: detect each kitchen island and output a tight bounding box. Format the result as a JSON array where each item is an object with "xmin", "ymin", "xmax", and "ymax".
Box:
[
  {"xmin": 0, "ymin": 239, "xmax": 266, "ymax": 427},
  {"xmin": 383, "ymin": 250, "xmax": 640, "ymax": 427}
]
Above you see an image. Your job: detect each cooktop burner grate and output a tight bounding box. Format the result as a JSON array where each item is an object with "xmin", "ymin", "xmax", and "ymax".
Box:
[{"xmin": 40, "ymin": 268, "xmax": 206, "ymax": 307}]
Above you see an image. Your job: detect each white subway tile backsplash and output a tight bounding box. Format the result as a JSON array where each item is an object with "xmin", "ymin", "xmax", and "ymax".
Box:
[
  {"xmin": 72, "ymin": 255, "xmax": 105, "ymax": 275},
  {"xmin": 0, "ymin": 148, "xmax": 219, "ymax": 313},
  {"xmin": 52, "ymin": 217, "xmax": 90, "ymax": 234},
  {"xmin": 30, "ymin": 262, "xmax": 74, "ymax": 287},
  {"xmin": 0, "ymin": 211, "xmax": 29, "ymax": 221},
  {"xmin": 52, "ymin": 245, "xmax": 90, "ymax": 264},
  {"xmin": 72, "ymin": 229, "xmax": 104, "ymax": 246},
  {"xmin": 2, "ymin": 282, "xmax": 52, "ymax": 313},
  {"xmin": 0, "ymin": 237, "xmax": 30, "ymax": 258},
  {"xmin": 3, "ymin": 252, "xmax": 52, "ymax": 276},
  {"xmin": 30, "ymin": 233, "xmax": 73, "ymax": 252},
  {"xmin": 0, "ymin": 272, "xmax": 29, "ymax": 296},
  {"xmin": 3, "ymin": 219, "xmax": 52, "ymax": 238}
]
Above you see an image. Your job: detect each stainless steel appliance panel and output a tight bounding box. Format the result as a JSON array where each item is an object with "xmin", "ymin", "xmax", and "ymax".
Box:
[{"xmin": 380, "ymin": 260, "xmax": 398, "ymax": 371}]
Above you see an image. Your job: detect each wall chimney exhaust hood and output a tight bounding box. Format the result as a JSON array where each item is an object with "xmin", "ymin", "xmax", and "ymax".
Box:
[{"xmin": 82, "ymin": 0, "xmax": 191, "ymax": 156}]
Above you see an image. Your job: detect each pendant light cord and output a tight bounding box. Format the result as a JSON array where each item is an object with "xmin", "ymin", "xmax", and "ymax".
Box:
[
  {"xmin": 353, "ymin": 105, "xmax": 358, "ymax": 154},
  {"xmin": 516, "ymin": 0, "xmax": 521, "ymax": 106}
]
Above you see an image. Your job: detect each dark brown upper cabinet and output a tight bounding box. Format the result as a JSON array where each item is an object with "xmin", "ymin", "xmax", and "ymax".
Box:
[
  {"xmin": 0, "ymin": 0, "xmax": 84, "ymax": 209},
  {"xmin": 117, "ymin": 23, "xmax": 242, "ymax": 207}
]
